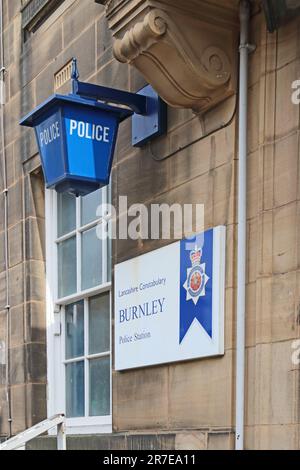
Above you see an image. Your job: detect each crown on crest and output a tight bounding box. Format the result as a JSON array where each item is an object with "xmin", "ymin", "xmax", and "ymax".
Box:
[{"xmin": 190, "ymin": 247, "xmax": 202, "ymax": 266}]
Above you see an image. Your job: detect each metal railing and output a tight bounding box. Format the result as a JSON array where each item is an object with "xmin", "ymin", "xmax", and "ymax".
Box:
[{"xmin": 0, "ymin": 414, "xmax": 66, "ymax": 451}]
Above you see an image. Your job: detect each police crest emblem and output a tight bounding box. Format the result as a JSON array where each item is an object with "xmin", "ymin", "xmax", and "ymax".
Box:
[{"xmin": 183, "ymin": 247, "xmax": 209, "ymax": 306}]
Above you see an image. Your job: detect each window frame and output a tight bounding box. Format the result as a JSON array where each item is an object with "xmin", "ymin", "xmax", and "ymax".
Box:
[
  {"xmin": 21, "ymin": 0, "xmax": 74, "ymax": 41},
  {"xmin": 55, "ymin": 189, "xmax": 109, "ymax": 301},
  {"xmin": 45, "ymin": 188, "xmax": 112, "ymax": 435}
]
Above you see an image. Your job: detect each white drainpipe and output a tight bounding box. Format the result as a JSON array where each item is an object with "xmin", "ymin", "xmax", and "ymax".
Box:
[{"xmin": 235, "ymin": 0, "xmax": 254, "ymax": 451}]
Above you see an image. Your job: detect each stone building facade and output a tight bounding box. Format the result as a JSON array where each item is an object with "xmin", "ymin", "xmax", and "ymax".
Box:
[{"xmin": 0, "ymin": 0, "xmax": 299, "ymax": 450}]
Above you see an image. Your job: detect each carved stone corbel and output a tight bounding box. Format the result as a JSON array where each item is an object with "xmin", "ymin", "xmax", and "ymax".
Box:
[{"xmin": 100, "ymin": 0, "xmax": 239, "ymax": 113}]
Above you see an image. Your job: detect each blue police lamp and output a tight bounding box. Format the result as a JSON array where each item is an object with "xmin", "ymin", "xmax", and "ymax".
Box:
[{"xmin": 20, "ymin": 59, "xmax": 167, "ymax": 196}]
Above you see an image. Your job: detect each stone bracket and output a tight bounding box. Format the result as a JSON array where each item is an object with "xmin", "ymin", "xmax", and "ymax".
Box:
[{"xmin": 100, "ymin": 0, "xmax": 239, "ymax": 113}]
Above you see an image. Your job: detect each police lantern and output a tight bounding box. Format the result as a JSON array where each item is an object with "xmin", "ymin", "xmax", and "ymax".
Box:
[
  {"xmin": 20, "ymin": 59, "xmax": 167, "ymax": 197},
  {"xmin": 20, "ymin": 93, "xmax": 132, "ymax": 196}
]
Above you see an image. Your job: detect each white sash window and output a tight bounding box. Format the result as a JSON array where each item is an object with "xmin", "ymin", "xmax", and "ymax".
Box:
[{"xmin": 46, "ymin": 187, "xmax": 112, "ymax": 434}]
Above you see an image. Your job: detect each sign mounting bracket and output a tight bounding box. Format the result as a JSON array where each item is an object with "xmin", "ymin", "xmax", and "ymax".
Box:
[{"xmin": 71, "ymin": 58, "xmax": 167, "ymax": 147}]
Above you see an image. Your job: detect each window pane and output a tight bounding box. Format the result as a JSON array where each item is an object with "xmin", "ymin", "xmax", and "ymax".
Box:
[
  {"xmin": 81, "ymin": 227, "xmax": 102, "ymax": 290},
  {"xmin": 58, "ymin": 236, "xmax": 76, "ymax": 298},
  {"xmin": 65, "ymin": 301, "xmax": 84, "ymax": 359},
  {"xmin": 81, "ymin": 188, "xmax": 102, "ymax": 226},
  {"xmin": 57, "ymin": 193, "xmax": 76, "ymax": 237},
  {"xmin": 66, "ymin": 361, "xmax": 84, "ymax": 418},
  {"xmin": 89, "ymin": 293, "xmax": 110, "ymax": 355},
  {"xmin": 89, "ymin": 357, "xmax": 110, "ymax": 417}
]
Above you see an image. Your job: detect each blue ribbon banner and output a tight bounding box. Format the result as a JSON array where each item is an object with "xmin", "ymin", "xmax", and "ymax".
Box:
[{"xmin": 179, "ymin": 229, "xmax": 213, "ymax": 343}]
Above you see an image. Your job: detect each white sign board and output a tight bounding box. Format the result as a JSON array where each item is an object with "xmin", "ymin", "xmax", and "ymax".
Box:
[{"xmin": 114, "ymin": 227, "xmax": 226, "ymax": 370}]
